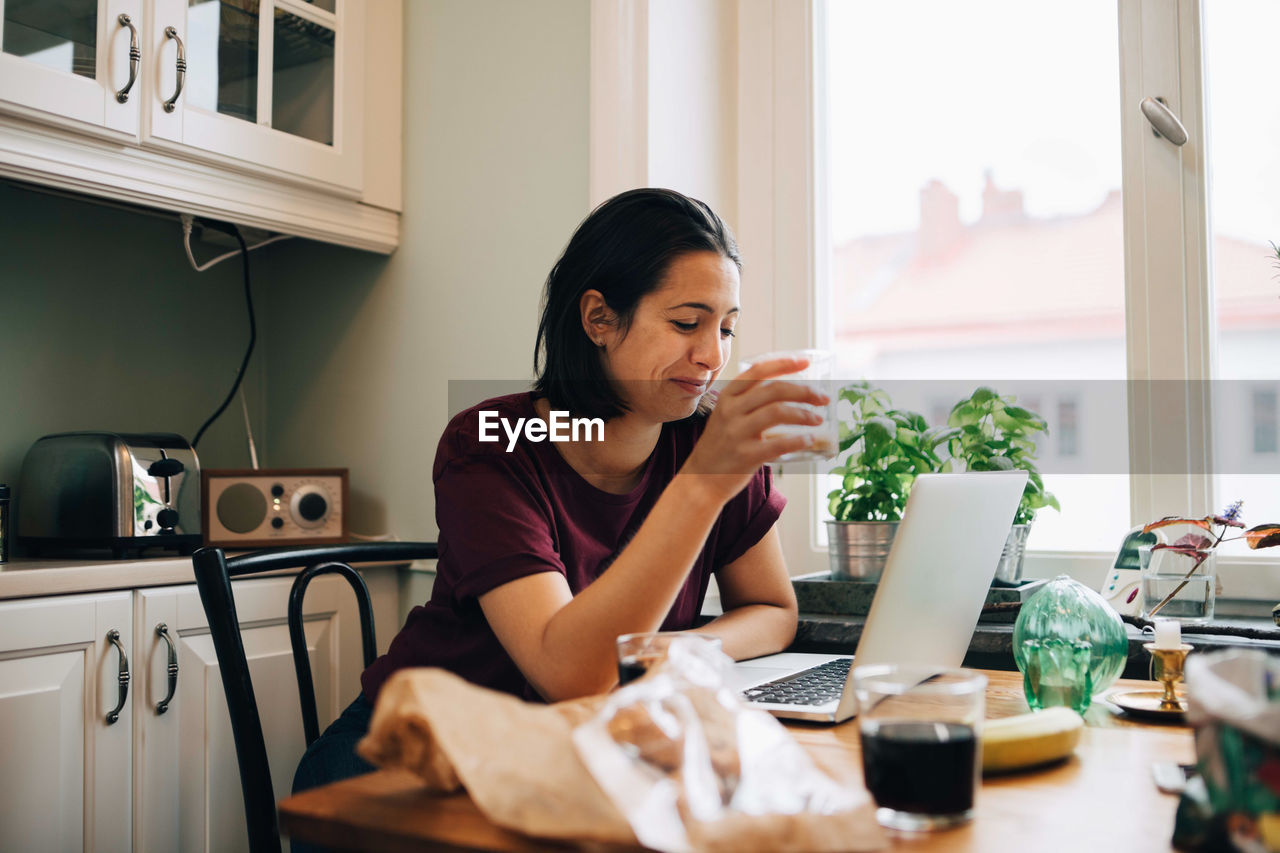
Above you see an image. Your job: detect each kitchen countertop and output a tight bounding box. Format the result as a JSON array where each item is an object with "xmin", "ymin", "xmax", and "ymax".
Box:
[
  {"xmin": 0, "ymin": 553, "xmax": 414, "ymax": 600},
  {"xmin": 0, "ymin": 555, "xmax": 202, "ymax": 599}
]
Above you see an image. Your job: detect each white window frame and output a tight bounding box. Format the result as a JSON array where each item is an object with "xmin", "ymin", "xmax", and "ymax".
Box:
[
  {"xmin": 589, "ymin": 0, "xmax": 1280, "ymax": 600},
  {"xmin": 735, "ymin": 0, "xmax": 1279, "ymax": 599}
]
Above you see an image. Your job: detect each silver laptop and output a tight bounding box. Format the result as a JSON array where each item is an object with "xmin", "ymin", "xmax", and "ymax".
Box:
[{"xmin": 729, "ymin": 470, "xmax": 1028, "ymax": 723}]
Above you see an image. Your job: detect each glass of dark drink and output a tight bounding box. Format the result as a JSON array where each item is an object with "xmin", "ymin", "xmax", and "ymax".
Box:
[
  {"xmin": 615, "ymin": 632, "xmax": 722, "ymax": 685},
  {"xmin": 851, "ymin": 664, "xmax": 986, "ymax": 831}
]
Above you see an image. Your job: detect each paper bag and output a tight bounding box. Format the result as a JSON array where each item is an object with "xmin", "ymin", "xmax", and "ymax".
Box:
[
  {"xmin": 357, "ymin": 661, "xmax": 884, "ymax": 852},
  {"xmin": 358, "ymin": 668, "xmax": 635, "ymax": 845}
]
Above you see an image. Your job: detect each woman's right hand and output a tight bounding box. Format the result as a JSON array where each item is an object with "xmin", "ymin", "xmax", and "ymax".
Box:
[{"xmin": 679, "ymin": 355, "xmax": 830, "ymax": 505}]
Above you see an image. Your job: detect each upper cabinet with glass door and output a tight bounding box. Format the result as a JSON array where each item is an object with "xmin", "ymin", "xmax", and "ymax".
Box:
[
  {"xmin": 0, "ymin": 0, "xmax": 365, "ymax": 196},
  {"xmin": 0, "ymin": 0, "xmax": 142, "ymax": 136},
  {"xmin": 148, "ymin": 0, "xmax": 363, "ymax": 194}
]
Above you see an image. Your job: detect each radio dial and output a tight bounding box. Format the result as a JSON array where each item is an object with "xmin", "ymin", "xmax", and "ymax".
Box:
[{"xmin": 290, "ymin": 484, "xmax": 331, "ymax": 529}]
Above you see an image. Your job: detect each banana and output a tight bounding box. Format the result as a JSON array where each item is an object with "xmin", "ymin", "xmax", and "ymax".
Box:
[{"xmin": 982, "ymin": 707, "xmax": 1084, "ymax": 774}]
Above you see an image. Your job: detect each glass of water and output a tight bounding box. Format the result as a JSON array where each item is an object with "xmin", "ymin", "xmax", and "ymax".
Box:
[
  {"xmin": 736, "ymin": 348, "xmax": 837, "ymax": 463},
  {"xmin": 1140, "ymin": 545, "xmax": 1216, "ymax": 624}
]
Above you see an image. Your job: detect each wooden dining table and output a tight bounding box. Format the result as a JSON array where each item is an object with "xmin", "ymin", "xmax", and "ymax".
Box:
[{"xmin": 278, "ymin": 670, "xmax": 1196, "ymax": 852}]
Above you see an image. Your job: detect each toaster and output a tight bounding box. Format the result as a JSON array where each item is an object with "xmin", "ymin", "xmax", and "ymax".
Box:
[{"xmin": 17, "ymin": 432, "xmax": 202, "ymax": 558}]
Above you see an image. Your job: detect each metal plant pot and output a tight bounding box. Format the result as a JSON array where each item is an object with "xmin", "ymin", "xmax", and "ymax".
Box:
[
  {"xmin": 993, "ymin": 523, "xmax": 1031, "ymax": 584},
  {"xmin": 826, "ymin": 520, "xmax": 899, "ymax": 581}
]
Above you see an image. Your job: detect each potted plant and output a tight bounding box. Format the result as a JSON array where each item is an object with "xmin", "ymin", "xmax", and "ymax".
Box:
[
  {"xmin": 945, "ymin": 387, "xmax": 1059, "ymax": 582},
  {"xmin": 825, "ymin": 382, "xmax": 952, "ymax": 579}
]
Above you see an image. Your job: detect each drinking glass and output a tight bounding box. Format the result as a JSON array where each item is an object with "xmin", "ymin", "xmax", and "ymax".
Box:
[
  {"xmin": 736, "ymin": 348, "xmax": 836, "ymax": 462},
  {"xmin": 615, "ymin": 632, "xmax": 722, "ymax": 685},
  {"xmin": 852, "ymin": 665, "xmax": 986, "ymax": 831},
  {"xmin": 1140, "ymin": 545, "xmax": 1216, "ymax": 624}
]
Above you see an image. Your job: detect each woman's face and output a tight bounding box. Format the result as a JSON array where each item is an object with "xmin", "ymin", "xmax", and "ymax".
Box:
[{"xmin": 596, "ymin": 250, "xmax": 741, "ymax": 424}]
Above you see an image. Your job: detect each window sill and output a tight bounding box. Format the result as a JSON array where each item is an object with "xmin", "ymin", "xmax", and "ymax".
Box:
[{"xmin": 793, "ymin": 609, "xmax": 1280, "ymax": 680}]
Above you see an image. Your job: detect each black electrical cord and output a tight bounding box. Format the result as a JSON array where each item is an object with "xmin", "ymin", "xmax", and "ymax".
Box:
[{"xmin": 191, "ymin": 220, "xmax": 254, "ymax": 449}]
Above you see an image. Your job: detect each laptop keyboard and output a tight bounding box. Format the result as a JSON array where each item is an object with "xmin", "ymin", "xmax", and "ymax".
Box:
[{"xmin": 740, "ymin": 658, "xmax": 853, "ymax": 706}]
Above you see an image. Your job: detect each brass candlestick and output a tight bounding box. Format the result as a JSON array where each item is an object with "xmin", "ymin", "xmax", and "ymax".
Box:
[{"xmin": 1143, "ymin": 642, "xmax": 1193, "ymax": 711}]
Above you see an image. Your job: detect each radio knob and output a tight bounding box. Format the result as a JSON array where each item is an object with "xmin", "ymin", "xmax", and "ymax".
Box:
[
  {"xmin": 290, "ymin": 485, "xmax": 331, "ymax": 529},
  {"xmin": 298, "ymin": 493, "xmax": 327, "ymax": 522}
]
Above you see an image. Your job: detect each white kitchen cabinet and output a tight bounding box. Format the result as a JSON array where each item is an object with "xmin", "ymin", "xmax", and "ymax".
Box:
[
  {"xmin": 0, "ymin": 591, "xmax": 134, "ymax": 853},
  {"xmin": 0, "ymin": 0, "xmax": 142, "ymax": 136},
  {"xmin": 146, "ymin": 0, "xmax": 365, "ymax": 194},
  {"xmin": 134, "ymin": 574, "xmax": 366, "ymax": 853},
  {"xmin": 0, "ymin": 568, "xmax": 381, "ymax": 853},
  {"xmin": 0, "ymin": 0, "xmax": 401, "ymax": 251}
]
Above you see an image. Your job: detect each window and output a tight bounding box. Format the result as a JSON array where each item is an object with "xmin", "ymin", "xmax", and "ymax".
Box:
[
  {"xmin": 1203, "ymin": 1, "xmax": 1280, "ymax": 531},
  {"xmin": 1253, "ymin": 389, "xmax": 1278, "ymax": 456},
  {"xmin": 736, "ymin": 0, "xmax": 1280, "ymax": 595},
  {"xmin": 824, "ymin": 0, "xmax": 1124, "ymax": 553},
  {"xmin": 1057, "ymin": 399, "xmax": 1079, "ymax": 459}
]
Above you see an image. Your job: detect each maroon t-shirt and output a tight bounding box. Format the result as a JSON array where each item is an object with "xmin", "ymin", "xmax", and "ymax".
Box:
[{"xmin": 360, "ymin": 391, "xmax": 786, "ymax": 703}]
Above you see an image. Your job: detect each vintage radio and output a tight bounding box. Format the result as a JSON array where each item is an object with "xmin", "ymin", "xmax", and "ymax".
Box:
[{"xmin": 202, "ymin": 468, "xmax": 347, "ymax": 548}]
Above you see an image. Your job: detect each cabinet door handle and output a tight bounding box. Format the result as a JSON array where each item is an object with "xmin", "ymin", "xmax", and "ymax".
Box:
[
  {"xmin": 155, "ymin": 623, "xmax": 179, "ymax": 714},
  {"xmin": 115, "ymin": 14, "xmax": 140, "ymax": 104},
  {"xmin": 163, "ymin": 27, "xmax": 186, "ymax": 114},
  {"xmin": 105, "ymin": 629, "xmax": 130, "ymax": 724}
]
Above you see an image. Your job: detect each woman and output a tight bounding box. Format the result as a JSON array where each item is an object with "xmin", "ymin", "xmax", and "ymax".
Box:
[{"xmin": 294, "ymin": 187, "xmax": 826, "ymax": 793}]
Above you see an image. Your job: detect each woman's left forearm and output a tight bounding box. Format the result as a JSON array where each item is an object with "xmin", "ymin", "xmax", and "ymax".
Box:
[
  {"xmin": 692, "ymin": 601, "xmax": 798, "ymax": 661},
  {"xmin": 694, "ymin": 524, "xmax": 799, "ymax": 660}
]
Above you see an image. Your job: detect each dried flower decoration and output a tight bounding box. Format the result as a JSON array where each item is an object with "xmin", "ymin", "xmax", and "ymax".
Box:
[{"xmin": 1134, "ymin": 501, "xmax": 1280, "ymax": 618}]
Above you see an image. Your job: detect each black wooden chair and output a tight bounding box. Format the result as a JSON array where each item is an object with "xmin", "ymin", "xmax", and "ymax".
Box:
[{"xmin": 192, "ymin": 541, "xmax": 438, "ymax": 853}]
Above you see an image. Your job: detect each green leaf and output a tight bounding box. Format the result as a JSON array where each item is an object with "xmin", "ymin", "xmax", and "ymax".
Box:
[
  {"xmin": 863, "ymin": 416, "xmax": 895, "ymax": 450},
  {"xmin": 948, "ymin": 404, "xmax": 981, "ymax": 428},
  {"xmin": 970, "ymin": 387, "xmax": 999, "ymax": 405}
]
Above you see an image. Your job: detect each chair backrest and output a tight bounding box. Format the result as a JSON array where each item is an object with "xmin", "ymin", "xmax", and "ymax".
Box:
[{"xmin": 192, "ymin": 541, "xmax": 438, "ymax": 853}]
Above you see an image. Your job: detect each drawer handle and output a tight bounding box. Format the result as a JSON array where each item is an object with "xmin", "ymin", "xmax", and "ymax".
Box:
[
  {"xmin": 163, "ymin": 27, "xmax": 186, "ymax": 114},
  {"xmin": 115, "ymin": 14, "xmax": 140, "ymax": 104},
  {"xmin": 155, "ymin": 623, "xmax": 178, "ymax": 714},
  {"xmin": 105, "ymin": 629, "xmax": 130, "ymax": 724}
]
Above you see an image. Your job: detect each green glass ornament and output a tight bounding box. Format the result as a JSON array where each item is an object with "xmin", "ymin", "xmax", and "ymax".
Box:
[{"xmin": 1013, "ymin": 574, "xmax": 1129, "ymax": 712}]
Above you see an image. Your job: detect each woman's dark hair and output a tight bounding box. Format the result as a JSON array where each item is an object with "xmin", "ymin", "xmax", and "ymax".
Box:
[{"xmin": 533, "ymin": 188, "xmax": 741, "ymax": 420}]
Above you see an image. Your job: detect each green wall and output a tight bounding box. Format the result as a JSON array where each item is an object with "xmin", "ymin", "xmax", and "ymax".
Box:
[
  {"xmin": 0, "ymin": 0, "xmax": 590, "ymax": 548},
  {"xmin": 0, "ymin": 182, "xmax": 266, "ymax": 521},
  {"xmin": 262, "ymin": 0, "xmax": 590, "ymax": 539}
]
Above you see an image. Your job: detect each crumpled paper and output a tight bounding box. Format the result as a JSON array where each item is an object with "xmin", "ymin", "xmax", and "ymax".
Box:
[
  {"xmin": 573, "ymin": 638, "xmax": 883, "ymax": 852},
  {"xmin": 357, "ymin": 659, "xmax": 884, "ymax": 852}
]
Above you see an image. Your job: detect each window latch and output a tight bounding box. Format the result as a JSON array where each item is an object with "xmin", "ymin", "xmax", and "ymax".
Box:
[{"xmin": 1140, "ymin": 96, "xmax": 1188, "ymax": 147}]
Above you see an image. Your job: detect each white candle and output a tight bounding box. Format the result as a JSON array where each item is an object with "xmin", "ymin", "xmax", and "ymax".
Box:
[{"xmin": 1153, "ymin": 618, "xmax": 1182, "ymax": 649}]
